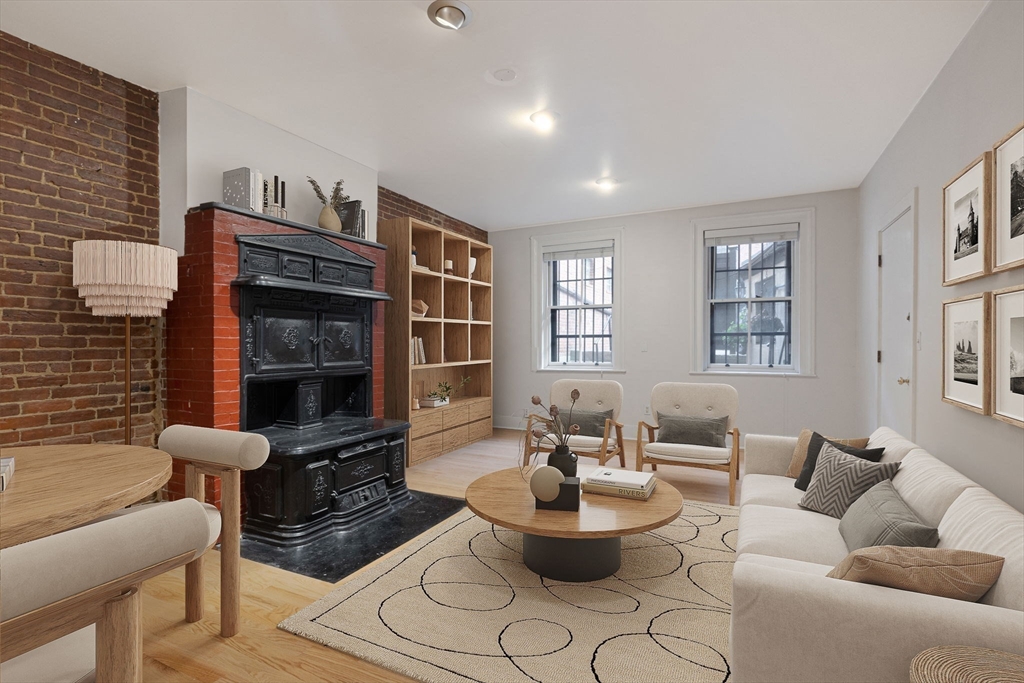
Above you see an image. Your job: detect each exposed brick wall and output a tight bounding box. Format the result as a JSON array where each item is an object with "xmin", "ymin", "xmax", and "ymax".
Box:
[
  {"xmin": 378, "ymin": 186, "xmax": 487, "ymax": 243},
  {"xmin": 0, "ymin": 32, "xmax": 161, "ymax": 448},
  {"xmin": 163, "ymin": 207, "xmax": 387, "ymax": 505}
]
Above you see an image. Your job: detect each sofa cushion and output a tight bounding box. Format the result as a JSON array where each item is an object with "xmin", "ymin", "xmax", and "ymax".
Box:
[
  {"xmin": 839, "ymin": 480, "xmax": 938, "ymax": 551},
  {"xmin": 737, "ymin": 504, "xmax": 850, "ymax": 565},
  {"xmin": 642, "ymin": 441, "xmax": 731, "ymax": 464},
  {"xmin": 892, "ymin": 450, "xmax": 978, "ymax": 528},
  {"xmin": 827, "ymin": 546, "xmax": 1005, "ymax": 603},
  {"xmin": 735, "ymin": 553, "xmax": 834, "ymax": 576},
  {"xmin": 559, "ymin": 434, "xmax": 616, "ymax": 453},
  {"xmin": 866, "ymin": 426, "xmax": 920, "ymax": 463},
  {"xmin": 786, "ymin": 428, "xmax": 870, "ymax": 478},
  {"xmin": 938, "ymin": 487, "xmax": 1024, "ymax": 611},
  {"xmin": 799, "ymin": 445, "xmax": 901, "ymax": 518},
  {"xmin": 740, "ymin": 474, "xmax": 805, "ymax": 510}
]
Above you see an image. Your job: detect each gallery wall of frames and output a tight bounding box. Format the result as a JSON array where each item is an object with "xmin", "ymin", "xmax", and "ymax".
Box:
[{"xmin": 941, "ymin": 121, "xmax": 1024, "ymax": 428}]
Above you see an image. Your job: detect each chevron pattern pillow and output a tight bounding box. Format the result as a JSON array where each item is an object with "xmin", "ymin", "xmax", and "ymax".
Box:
[{"xmin": 800, "ymin": 444, "xmax": 901, "ymax": 518}]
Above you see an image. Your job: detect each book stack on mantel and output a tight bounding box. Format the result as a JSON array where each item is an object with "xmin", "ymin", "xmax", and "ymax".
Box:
[
  {"xmin": 582, "ymin": 467, "xmax": 657, "ymax": 500},
  {"xmin": 0, "ymin": 456, "xmax": 14, "ymax": 492}
]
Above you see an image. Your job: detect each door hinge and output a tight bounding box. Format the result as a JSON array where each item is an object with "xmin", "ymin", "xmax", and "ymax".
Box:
[
  {"xmin": 878, "ymin": 254, "xmax": 882, "ymax": 267},
  {"xmin": 877, "ymin": 350, "xmax": 882, "ymax": 363}
]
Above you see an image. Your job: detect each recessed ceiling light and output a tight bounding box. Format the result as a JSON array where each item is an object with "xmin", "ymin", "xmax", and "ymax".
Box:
[
  {"xmin": 427, "ymin": 0, "xmax": 473, "ymax": 30},
  {"xmin": 595, "ymin": 177, "xmax": 618, "ymax": 190},
  {"xmin": 492, "ymin": 68, "xmax": 517, "ymax": 83},
  {"xmin": 529, "ymin": 110, "xmax": 559, "ymax": 132}
]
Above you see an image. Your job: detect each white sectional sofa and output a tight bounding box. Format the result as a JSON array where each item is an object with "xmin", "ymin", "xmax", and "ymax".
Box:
[{"xmin": 730, "ymin": 427, "xmax": 1024, "ymax": 683}]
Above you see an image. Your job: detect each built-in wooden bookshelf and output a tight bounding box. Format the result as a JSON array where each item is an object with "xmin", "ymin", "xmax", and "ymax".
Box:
[{"xmin": 379, "ymin": 218, "xmax": 493, "ymax": 466}]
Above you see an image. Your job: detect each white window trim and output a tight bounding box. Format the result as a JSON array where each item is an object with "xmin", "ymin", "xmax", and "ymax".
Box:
[
  {"xmin": 531, "ymin": 228, "xmax": 624, "ymax": 372},
  {"xmin": 690, "ymin": 208, "xmax": 816, "ymax": 377}
]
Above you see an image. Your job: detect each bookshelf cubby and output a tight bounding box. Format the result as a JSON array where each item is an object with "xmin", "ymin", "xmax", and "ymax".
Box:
[{"xmin": 379, "ymin": 218, "xmax": 493, "ymax": 466}]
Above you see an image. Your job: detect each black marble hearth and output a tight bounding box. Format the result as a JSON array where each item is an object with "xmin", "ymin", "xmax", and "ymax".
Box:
[{"xmin": 240, "ymin": 490, "xmax": 466, "ymax": 582}]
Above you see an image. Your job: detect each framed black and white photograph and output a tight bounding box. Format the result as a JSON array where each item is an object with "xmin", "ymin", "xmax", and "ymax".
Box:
[
  {"xmin": 993, "ymin": 122, "xmax": 1024, "ymax": 273},
  {"xmin": 943, "ymin": 153, "xmax": 992, "ymax": 285},
  {"xmin": 942, "ymin": 292, "xmax": 991, "ymax": 414},
  {"xmin": 993, "ymin": 285, "xmax": 1024, "ymax": 428}
]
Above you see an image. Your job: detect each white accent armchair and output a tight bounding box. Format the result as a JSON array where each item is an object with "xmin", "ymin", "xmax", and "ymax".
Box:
[
  {"xmin": 636, "ymin": 382, "xmax": 740, "ymax": 504},
  {"xmin": 0, "ymin": 498, "xmax": 220, "ymax": 683},
  {"xmin": 524, "ymin": 379, "xmax": 626, "ymax": 468}
]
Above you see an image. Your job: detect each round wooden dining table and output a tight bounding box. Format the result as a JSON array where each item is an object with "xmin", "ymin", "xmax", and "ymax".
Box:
[{"xmin": 0, "ymin": 444, "xmax": 172, "ymax": 549}]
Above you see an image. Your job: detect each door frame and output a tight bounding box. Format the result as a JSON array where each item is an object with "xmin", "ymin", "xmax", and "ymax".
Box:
[{"xmin": 876, "ymin": 188, "xmax": 919, "ymax": 439}]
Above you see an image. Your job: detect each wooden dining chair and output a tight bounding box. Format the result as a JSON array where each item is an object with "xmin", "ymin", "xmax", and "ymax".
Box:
[
  {"xmin": 524, "ymin": 379, "xmax": 626, "ymax": 468},
  {"xmin": 0, "ymin": 498, "xmax": 219, "ymax": 683},
  {"xmin": 636, "ymin": 382, "xmax": 741, "ymax": 505},
  {"xmin": 157, "ymin": 425, "xmax": 270, "ymax": 638}
]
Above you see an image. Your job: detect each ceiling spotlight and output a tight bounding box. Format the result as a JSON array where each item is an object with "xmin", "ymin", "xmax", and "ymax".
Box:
[
  {"xmin": 595, "ymin": 177, "xmax": 618, "ymax": 190},
  {"xmin": 529, "ymin": 110, "xmax": 559, "ymax": 132},
  {"xmin": 428, "ymin": 0, "xmax": 472, "ymax": 30}
]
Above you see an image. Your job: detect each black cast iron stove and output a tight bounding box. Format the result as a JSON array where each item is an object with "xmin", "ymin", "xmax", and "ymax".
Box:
[{"xmin": 233, "ymin": 233, "xmax": 410, "ymax": 547}]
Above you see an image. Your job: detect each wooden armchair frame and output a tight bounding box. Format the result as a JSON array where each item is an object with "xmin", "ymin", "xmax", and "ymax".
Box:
[
  {"xmin": 523, "ymin": 415, "xmax": 626, "ymax": 468},
  {"xmin": 636, "ymin": 421, "xmax": 741, "ymax": 505}
]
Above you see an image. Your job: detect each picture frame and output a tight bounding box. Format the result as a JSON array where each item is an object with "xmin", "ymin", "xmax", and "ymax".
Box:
[
  {"xmin": 992, "ymin": 284, "xmax": 1024, "ymax": 428},
  {"xmin": 942, "ymin": 292, "xmax": 991, "ymax": 415},
  {"xmin": 942, "ymin": 153, "xmax": 992, "ymax": 286},
  {"xmin": 992, "ymin": 121, "xmax": 1024, "ymax": 273}
]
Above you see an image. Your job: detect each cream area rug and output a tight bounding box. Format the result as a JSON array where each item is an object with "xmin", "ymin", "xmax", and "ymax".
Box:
[{"xmin": 280, "ymin": 501, "xmax": 738, "ymax": 683}]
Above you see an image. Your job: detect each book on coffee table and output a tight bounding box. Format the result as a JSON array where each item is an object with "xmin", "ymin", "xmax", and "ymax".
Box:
[
  {"xmin": 585, "ymin": 467, "xmax": 654, "ymax": 490},
  {"xmin": 581, "ymin": 478, "xmax": 657, "ymax": 500}
]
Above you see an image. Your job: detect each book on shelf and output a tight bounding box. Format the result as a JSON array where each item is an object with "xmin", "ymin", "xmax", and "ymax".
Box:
[
  {"xmin": 410, "ymin": 337, "xmax": 417, "ymax": 365},
  {"xmin": 581, "ymin": 478, "xmax": 656, "ymax": 500},
  {"xmin": 0, "ymin": 456, "xmax": 14, "ymax": 492},
  {"xmin": 585, "ymin": 467, "xmax": 654, "ymax": 490},
  {"xmin": 417, "ymin": 337, "xmax": 427, "ymax": 365}
]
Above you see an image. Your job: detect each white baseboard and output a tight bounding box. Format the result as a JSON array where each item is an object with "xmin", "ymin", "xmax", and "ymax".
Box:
[{"xmin": 494, "ymin": 415, "xmax": 528, "ymax": 431}]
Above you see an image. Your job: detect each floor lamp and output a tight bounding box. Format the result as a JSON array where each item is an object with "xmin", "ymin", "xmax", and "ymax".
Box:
[{"xmin": 72, "ymin": 240, "xmax": 178, "ymax": 445}]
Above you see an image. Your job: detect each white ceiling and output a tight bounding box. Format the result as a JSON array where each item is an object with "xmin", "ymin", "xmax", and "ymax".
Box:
[{"xmin": 0, "ymin": 1, "xmax": 987, "ymax": 231}]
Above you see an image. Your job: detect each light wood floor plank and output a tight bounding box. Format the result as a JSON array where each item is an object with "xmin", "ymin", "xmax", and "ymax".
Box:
[{"xmin": 142, "ymin": 429, "xmax": 743, "ymax": 682}]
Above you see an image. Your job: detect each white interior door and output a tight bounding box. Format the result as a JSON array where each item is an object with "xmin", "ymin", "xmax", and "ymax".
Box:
[{"xmin": 878, "ymin": 196, "xmax": 917, "ymax": 437}]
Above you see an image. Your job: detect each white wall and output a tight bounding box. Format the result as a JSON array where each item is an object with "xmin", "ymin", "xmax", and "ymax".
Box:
[
  {"xmin": 857, "ymin": 0, "xmax": 1024, "ymax": 511},
  {"xmin": 159, "ymin": 87, "xmax": 378, "ymax": 254},
  {"xmin": 489, "ymin": 188, "xmax": 867, "ymax": 441}
]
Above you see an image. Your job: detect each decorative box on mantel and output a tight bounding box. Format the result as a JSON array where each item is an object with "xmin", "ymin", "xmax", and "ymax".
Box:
[{"xmin": 164, "ymin": 203, "xmax": 410, "ymax": 545}]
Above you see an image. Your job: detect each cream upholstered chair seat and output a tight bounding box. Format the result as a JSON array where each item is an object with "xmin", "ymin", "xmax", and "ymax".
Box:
[
  {"xmin": 524, "ymin": 379, "xmax": 626, "ymax": 467},
  {"xmin": 642, "ymin": 441, "xmax": 732, "ymax": 464},
  {"xmin": 637, "ymin": 382, "xmax": 741, "ymax": 504}
]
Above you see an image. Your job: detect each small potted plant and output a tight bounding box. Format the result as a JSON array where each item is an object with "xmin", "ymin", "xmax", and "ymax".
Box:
[
  {"xmin": 421, "ymin": 376, "xmax": 470, "ymax": 408},
  {"xmin": 307, "ymin": 176, "xmax": 349, "ymax": 232},
  {"xmin": 528, "ymin": 389, "xmax": 581, "ymax": 477}
]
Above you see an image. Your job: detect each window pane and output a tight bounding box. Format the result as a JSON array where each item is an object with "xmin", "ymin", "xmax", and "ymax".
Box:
[
  {"xmin": 750, "ymin": 301, "xmax": 791, "ymax": 365},
  {"xmin": 549, "ymin": 253, "xmax": 614, "ymax": 365}
]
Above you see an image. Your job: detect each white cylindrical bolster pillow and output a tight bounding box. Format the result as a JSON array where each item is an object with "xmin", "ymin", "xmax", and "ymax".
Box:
[
  {"xmin": 0, "ymin": 498, "xmax": 215, "ymax": 621},
  {"xmin": 158, "ymin": 424, "xmax": 270, "ymax": 471}
]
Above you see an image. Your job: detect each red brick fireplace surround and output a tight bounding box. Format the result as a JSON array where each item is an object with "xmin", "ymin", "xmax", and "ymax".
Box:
[{"xmin": 163, "ymin": 206, "xmax": 386, "ymax": 504}]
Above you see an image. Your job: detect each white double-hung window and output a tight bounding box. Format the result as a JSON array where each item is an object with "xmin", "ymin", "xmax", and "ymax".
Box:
[
  {"xmin": 531, "ymin": 229, "xmax": 623, "ymax": 371},
  {"xmin": 693, "ymin": 209, "xmax": 815, "ymax": 375}
]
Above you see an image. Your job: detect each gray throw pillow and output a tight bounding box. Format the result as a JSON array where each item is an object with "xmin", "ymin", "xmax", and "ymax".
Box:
[
  {"xmin": 839, "ymin": 480, "xmax": 939, "ymax": 552},
  {"xmin": 656, "ymin": 413, "xmax": 729, "ymax": 448},
  {"xmin": 558, "ymin": 408, "xmax": 613, "ymax": 438},
  {"xmin": 800, "ymin": 444, "xmax": 901, "ymax": 519}
]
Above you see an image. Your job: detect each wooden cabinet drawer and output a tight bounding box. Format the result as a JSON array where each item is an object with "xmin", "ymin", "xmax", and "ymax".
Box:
[
  {"xmin": 442, "ymin": 405, "xmax": 470, "ymax": 430},
  {"xmin": 469, "ymin": 399, "xmax": 491, "ymax": 422},
  {"xmin": 410, "ymin": 432, "xmax": 442, "ymax": 465},
  {"xmin": 469, "ymin": 418, "xmax": 492, "ymax": 442},
  {"xmin": 410, "ymin": 409, "xmax": 443, "ymax": 439},
  {"xmin": 442, "ymin": 425, "xmax": 469, "ymax": 452}
]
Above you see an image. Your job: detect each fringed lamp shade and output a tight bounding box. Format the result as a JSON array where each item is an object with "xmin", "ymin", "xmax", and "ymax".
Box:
[
  {"xmin": 72, "ymin": 240, "xmax": 178, "ymax": 445},
  {"xmin": 72, "ymin": 240, "xmax": 178, "ymax": 316}
]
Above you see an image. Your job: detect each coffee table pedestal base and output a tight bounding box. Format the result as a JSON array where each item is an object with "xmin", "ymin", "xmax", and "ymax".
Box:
[{"xmin": 522, "ymin": 533, "xmax": 621, "ymax": 582}]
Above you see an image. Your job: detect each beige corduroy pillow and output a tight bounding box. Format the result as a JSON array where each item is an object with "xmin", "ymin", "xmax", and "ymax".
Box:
[
  {"xmin": 786, "ymin": 428, "xmax": 870, "ymax": 478},
  {"xmin": 827, "ymin": 546, "xmax": 1004, "ymax": 602}
]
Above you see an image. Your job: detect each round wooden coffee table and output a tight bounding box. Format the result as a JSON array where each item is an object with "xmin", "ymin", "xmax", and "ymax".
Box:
[{"xmin": 465, "ymin": 467, "xmax": 683, "ymax": 582}]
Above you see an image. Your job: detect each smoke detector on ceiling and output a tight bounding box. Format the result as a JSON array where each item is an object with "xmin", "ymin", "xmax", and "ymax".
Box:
[{"xmin": 427, "ymin": 0, "xmax": 473, "ymax": 30}]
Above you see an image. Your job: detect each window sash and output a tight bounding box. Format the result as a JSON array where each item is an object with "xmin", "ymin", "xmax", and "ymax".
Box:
[{"xmin": 546, "ymin": 247, "xmax": 614, "ymax": 366}]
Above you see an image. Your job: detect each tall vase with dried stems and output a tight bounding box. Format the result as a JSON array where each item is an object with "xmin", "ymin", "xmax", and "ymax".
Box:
[{"xmin": 72, "ymin": 240, "xmax": 178, "ymax": 445}]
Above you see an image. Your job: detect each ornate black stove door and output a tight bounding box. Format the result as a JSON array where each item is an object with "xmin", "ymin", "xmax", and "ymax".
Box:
[
  {"xmin": 320, "ymin": 308, "xmax": 369, "ymax": 369},
  {"xmin": 259, "ymin": 307, "xmax": 318, "ymax": 373}
]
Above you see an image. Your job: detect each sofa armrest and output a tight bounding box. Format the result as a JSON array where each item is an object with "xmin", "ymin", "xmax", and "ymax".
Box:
[
  {"xmin": 731, "ymin": 560, "xmax": 1024, "ymax": 683},
  {"xmin": 743, "ymin": 434, "xmax": 798, "ymax": 476}
]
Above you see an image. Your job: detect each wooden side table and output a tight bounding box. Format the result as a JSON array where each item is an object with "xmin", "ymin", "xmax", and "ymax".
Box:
[{"xmin": 911, "ymin": 645, "xmax": 1024, "ymax": 683}]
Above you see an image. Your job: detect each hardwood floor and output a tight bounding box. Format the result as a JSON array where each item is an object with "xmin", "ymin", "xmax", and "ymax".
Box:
[{"xmin": 141, "ymin": 429, "xmax": 743, "ymax": 682}]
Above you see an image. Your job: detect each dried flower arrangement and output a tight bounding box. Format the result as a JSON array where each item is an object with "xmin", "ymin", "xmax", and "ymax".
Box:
[
  {"xmin": 306, "ymin": 176, "xmax": 350, "ymax": 211},
  {"xmin": 528, "ymin": 388, "xmax": 581, "ymax": 448}
]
